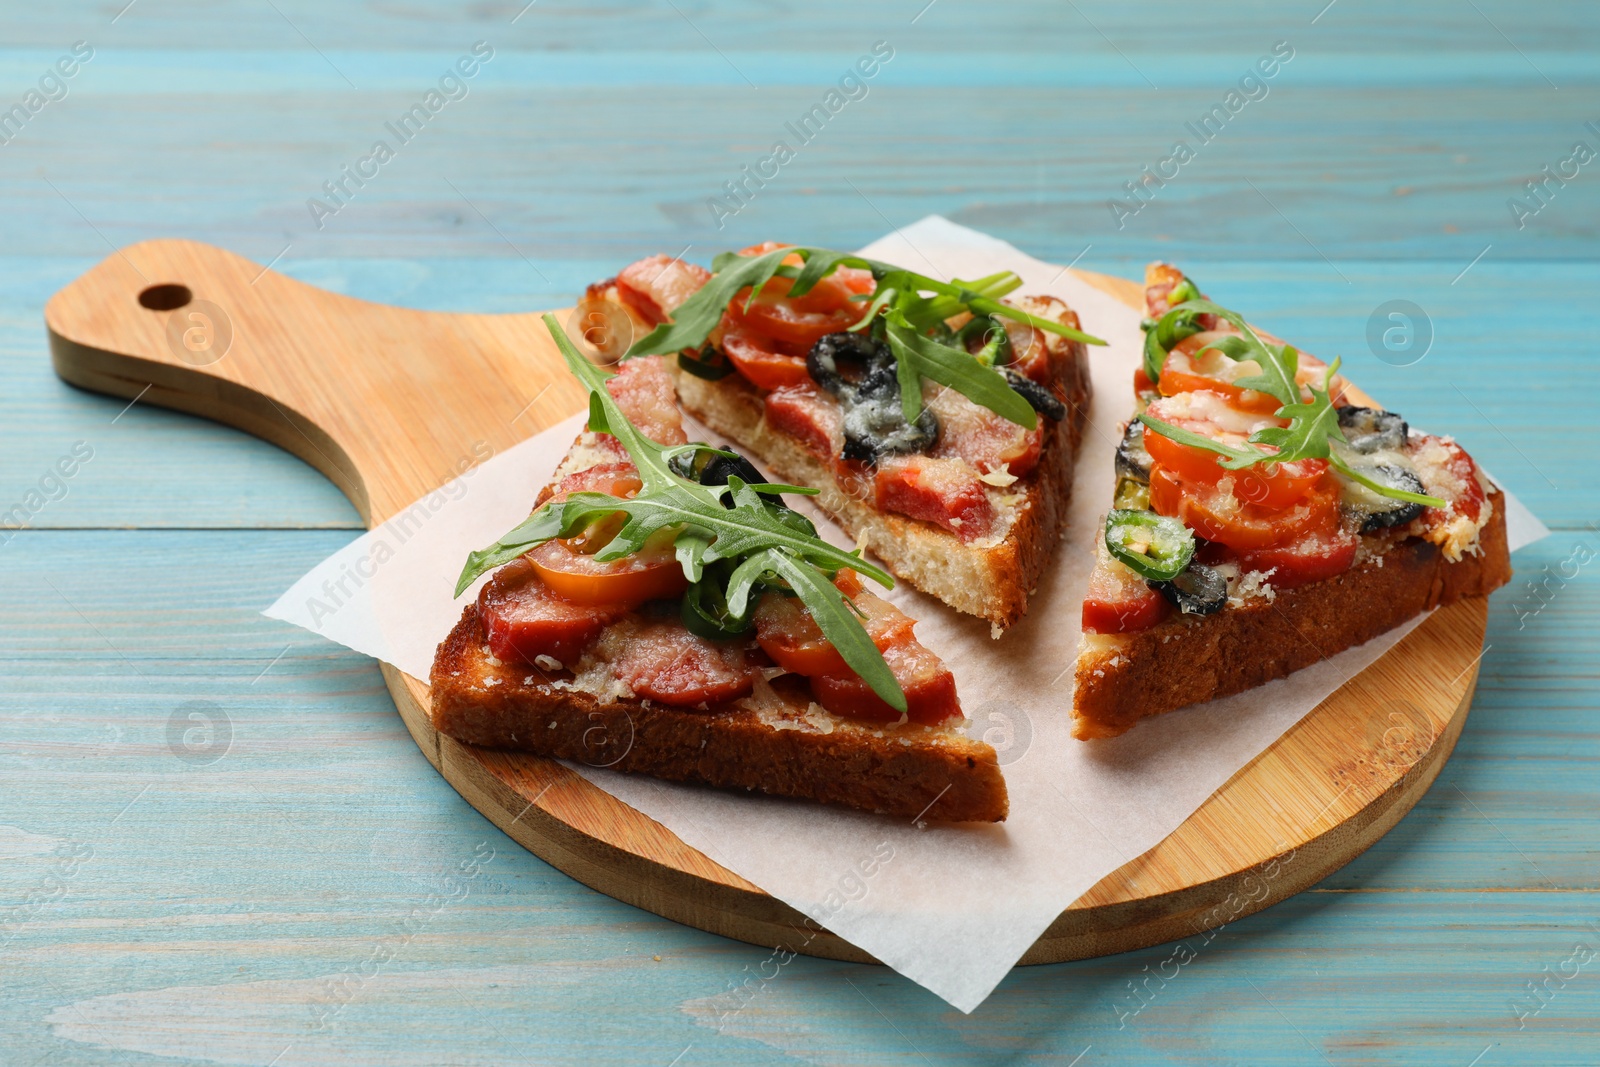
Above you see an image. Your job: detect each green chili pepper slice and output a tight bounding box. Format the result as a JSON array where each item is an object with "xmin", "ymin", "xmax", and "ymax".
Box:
[{"xmin": 1104, "ymin": 509, "xmax": 1196, "ymax": 582}]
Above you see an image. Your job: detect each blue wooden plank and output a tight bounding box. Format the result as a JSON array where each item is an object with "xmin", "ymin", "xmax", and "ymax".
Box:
[
  {"xmin": 4, "ymin": 0, "xmax": 1598, "ymax": 1060},
  {"xmin": 0, "ymin": 74, "xmax": 1597, "ymax": 263},
  {"xmin": 4, "ymin": 48, "xmax": 1599, "ymax": 92},
  {"xmin": 3, "ymin": 0, "xmax": 1598, "ymax": 58}
]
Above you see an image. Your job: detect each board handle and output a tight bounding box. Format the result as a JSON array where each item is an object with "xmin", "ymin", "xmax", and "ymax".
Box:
[{"xmin": 46, "ymin": 239, "xmax": 582, "ymax": 524}]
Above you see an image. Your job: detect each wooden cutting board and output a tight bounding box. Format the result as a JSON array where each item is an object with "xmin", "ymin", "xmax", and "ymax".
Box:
[{"xmin": 46, "ymin": 239, "xmax": 1487, "ymax": 964}]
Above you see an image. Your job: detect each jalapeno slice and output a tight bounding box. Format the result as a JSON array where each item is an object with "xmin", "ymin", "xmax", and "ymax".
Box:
[{"xmin": 1104, "ymin": 509, "xmax": 1196, "ymax": 582}]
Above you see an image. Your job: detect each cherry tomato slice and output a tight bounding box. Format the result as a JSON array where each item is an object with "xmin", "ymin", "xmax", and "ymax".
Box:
[
  {"xmin": 1149, "ymin": 467, "xmax": 1339, "ymax": 551},
  {"xmin": 526, "ymin": 538, "xmax": 687, "ymax": 608},
  {"xmin": 1158, "ymin": 342, "xmax": 1284, "ymax": 416},
  {"xmin": 721, "ymin": 243, "xmax": 873, "ymax": 352},
  {"xmin": 1142, "ymin": 395, "xmax": 1326, "ymax": 508},
  {"xmin": 1233, "ymin": 525, "xmax": 1359, "ymax": 589},
  {"xmin": 720, "ymin": 328, "xmax": 813, "ymax": 391},
  {"xmin": 753, "ymin": 585, "xmax": 914, "ymax": 678},
  {"xmin": 808, "ymin": 640, "xmax": 961, "ymax": 726},
  {"xmin": 1142, "ymin": 429, "xmax": 1328, "ymax": 508}
]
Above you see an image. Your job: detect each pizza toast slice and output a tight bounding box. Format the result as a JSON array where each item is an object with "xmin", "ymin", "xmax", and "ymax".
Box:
[
  {"xmin": 1072, "ymin": 265, "xmax": 1512, "ymax": 739},
  {"xmin": 428, "ymin": 318, "xmax": 1006, "ymax": 822},
  {"xmin": 574, "ymin": 243, "xmax": 1100, "ymax": 634}
]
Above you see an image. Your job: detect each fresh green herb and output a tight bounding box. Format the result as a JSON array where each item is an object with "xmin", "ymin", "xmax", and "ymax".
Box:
[
  {"xmin": 457, "ymin": 314, "xmax": 908, "ymax": 712},
  {"xmin": 1326, "ymin": 453, "xmax": 1447, "ymax": 507},
  {"xmin": 883, "ymin": 309, "xmax": 1038, "ymax": 428},
  {"xmin": 1136, "ymin": 280, "xmax": 1447, "ymax": 509},
  {"xmin": 624, "ymin": 245, "xmax": 1105, "ymax": 429},
  {"xmin": 953, "ymin": 314, "xmax": 1013, "ymax": 367},
  {"xmin": 1104, "ymin": 509, "xmax": 1195, "ymax": 582}
]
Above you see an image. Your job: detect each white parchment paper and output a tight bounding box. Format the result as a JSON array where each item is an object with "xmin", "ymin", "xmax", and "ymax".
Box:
[{"xmin": 266, "ymin": 217, "xmax": 1548, "ymax": 1011}]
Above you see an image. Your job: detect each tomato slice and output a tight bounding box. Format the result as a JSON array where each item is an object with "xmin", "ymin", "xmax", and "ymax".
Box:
[
  {"xmin": 1082, "ymin": 557, "xmax": 1172, "ymax": 634},
  {"xmin": 733, "ymin": 242, "xmax": 875, "ymax": 304},
  {"xmin": 1233, "ymin": 525, "xmax": 1359, "ymax": 589},
  {"xmin": 726, "ymin": 276, "xmax": 869, "ymax": 350},
  {"xmin": 1150, "ymin": 467, "xmax": 1339, "ymax": 551},
  {"xmin": 718, "ymin": 243, "xmax": 873, "ymax": 355},
  {"xmin": 1158, "ymin": 342, "xmax": 1284, "ymax": 416},
  {"xmin": 753, "ymin": 585, "xmax": 914, "ymax": 678},
  {"xmin": 478, "ymin": 559, "xmax": 624, "ymax": 665},
  {"xmin": 808, "ymin": 640, "xmax": 961, "ymax": 726},
  {"xmin": 720, "ymin": 328, "xmax": 813, "ymax": 391},
  {"xmin": 1142, "ymin": 395, "xmax": 1326, "ymax": 508},
  {"xmin": 1143, "ymin": 430, "xmax": 1328, "ymax": 508},
  {"xmin": 526, "ymin": 538, "xmax": 687, "ymax": 608}
]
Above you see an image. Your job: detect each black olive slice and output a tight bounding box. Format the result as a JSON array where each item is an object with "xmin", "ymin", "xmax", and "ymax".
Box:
[
  {"xmin": 807, "ymin": 332, "xmax": 889, "ymax": 399},
  {"xmin": 1150, "ymin": 562, "xmax": 1228, "ymax": 616},
  {"xmin": 691, "ymin": 450, "xmax": 810, "ymax": 535},
  {"xmin": 698, "ymin": 451, "xmax": 769, "ymax": 491},
  {"xmin": 1340, "ymin": 462, "xmax": 1427, "ymax": 532},
  {"xmin": 809, "ymin": 332, "xmax": 941, "ymax": 462},
  {"xmin": 1000, "ymin": 367, "xmax": 1066, "ymax": 422},
  {"xmin": 1337, "ymin": 405, "xmax": 1409, "ymax": 454},
  {"xmin": 1115, "ymin": 420, "xmax": 1153, "ymax": 484},
  {"xmin": 842, "ymin": 394, "xmax": 940, "ymax": 462}
]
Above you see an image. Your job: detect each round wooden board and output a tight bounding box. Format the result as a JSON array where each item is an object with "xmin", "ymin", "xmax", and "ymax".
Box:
[{"xmin": 45, "ymin": 239, "xmax": 1489, "ymax": 965}]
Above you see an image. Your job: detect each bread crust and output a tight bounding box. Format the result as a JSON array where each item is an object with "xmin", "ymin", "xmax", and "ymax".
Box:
[
  {"xmin": 675, "ymin": 346, "xmax": 1090, "ymax": 633},
  {"xmin": 430, "ymin": 605, "xmax": 1008, "ymax": 822},
  {"xmin": 1072, "ymin": 490, "xmax": 1513, "ymax": 739}
]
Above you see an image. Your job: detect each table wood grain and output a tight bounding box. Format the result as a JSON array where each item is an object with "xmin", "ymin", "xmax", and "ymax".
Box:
[{"xmin": 1, "ymin": 2, "xmax": 1596, "ymax": 1064}]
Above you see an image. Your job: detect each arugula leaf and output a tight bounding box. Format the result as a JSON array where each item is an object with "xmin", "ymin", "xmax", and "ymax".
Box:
[
  {"xmin": 624, "ymin": 246, "xmax": 1103, "ymax": 430},
  {"xmin": 1138, "ymin": 357, "xmax": 1448, "ymax": 508},
  {"xmin": 630, "ymin": 247, "xmax": 887, "ymax": 357},
  {"xmin": 674, "ymin": 529, "xmax": 715, "ymax": 583},
  {"xmin": 1328, "ymin": 453, "xmax": 1446, "ymax": 507},
  {"xmin": 1136, "ymin": 413, "xmax": 1267, "ymax": 470},
  {"xmin": 456, "ymin": 315, "xmax": 908, "ymax": 711},
  {"xmin": 456, "ymin": 507, "xmax": 564, "ymax": 594},
  {"xmin": 884, "ymin": 311, "xmax": 1038, "ymax": 428},
  {"xmin": 1248, "ymin": 357, "xmax": 1346, "ymax": 461},
  {"xmin": 756, "ymin": 549, "xmax": 901, "ymax": 709}
]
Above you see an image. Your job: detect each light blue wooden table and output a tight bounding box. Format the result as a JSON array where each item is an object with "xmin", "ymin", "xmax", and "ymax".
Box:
[{"xmin": 2, "ymin": 2, "xmax": 1596, "ymax": 1063}]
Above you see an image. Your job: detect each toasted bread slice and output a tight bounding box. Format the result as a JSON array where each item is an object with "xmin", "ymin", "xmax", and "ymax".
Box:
[
  {"xmin": 427, "ymin": 351, "xmax": 1006, "ymax": 822},
  {"xmin": 430, "ymin": 605, "xmax": 1008, "ymax": 821},
  {"xmin": 1073, "ymin": 492, "xmax": 1511, "ymax": 738},
  {"xmin": 578, "ymin": 262, "xmax": 1093, "ymax": 634},
  {"xmin": 1071, "ymin": 264, "xmax": 1513, "ymax": 738}
]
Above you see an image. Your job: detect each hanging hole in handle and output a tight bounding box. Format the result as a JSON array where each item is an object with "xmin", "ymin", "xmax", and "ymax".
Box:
[{"xmin": 138, "ymin": 284, "xmax": 193, "ymax": 311}]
